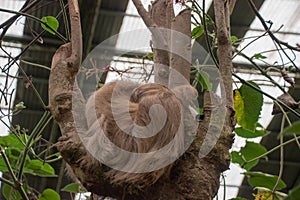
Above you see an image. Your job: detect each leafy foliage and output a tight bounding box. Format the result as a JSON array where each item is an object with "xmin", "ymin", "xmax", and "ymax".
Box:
[
  {"xmin": 2, "ymin": 184, "xmax": 24, "ymax": 200},
  {"xmin": 0, "ymin": 135, "xmax": 56, "ymax": 177},
  {"xmin": 231, "ymin": 141, "xmax": 267, "ymax": 170},
  {"xmin": 39, "ymin": 189, "xmax": 60, "ymax": 200},
  {"xmin": 15, "ymin": 101, "xmax": 26, "ymax": 109},
  {"xmin": 246, "ymin": 172, "xmax": 287, "ymax": 190},
  {"xmin": 234, "ymin": 81, "xmax": 264, "ymax": 131},
  {"xmin": 0, "ymin": 134, "xmax": 25, "ymax": 149},
  {"xmin": 234, "ymin": 127, "xmax": 266, "ymax": 138},
  {"xmin": 234, "ymin": 123, "xmax": 266, "ymax": 138},
  {"xmin": 196, "ymin": 71, "xmax": 212, "ymax": 91},
  {"xmin": 192, "ymin": 25, "xmax": 204, "ymax": 39},
  {"xmin": 61, "ymin": 183, "xmax": 87, "ymax": 193},
  {"xmin": 281, "ymin": 121, "xmax": 300, "ymax": 136},
  {"xmin": 41, "ymin": 16, "xmax": 59, "ymax": 35},
  {"xmin": 252, "ymin": 53, "xmax": 267, "ymax": 60},
  {"xmin": 284, "ymin": 184, "xmax": 300, "ymax": 200}
]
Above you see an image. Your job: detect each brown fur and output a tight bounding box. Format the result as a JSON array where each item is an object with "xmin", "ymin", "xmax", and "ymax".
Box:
[{"xmin": 84, "ymin": 80, "xmax": 197, "ymax": 192}]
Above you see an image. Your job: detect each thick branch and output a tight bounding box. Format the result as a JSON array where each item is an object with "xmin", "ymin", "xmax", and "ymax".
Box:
[
  {"xmin": 170, "ymin": 9, "xmax": 192, "ymax": 86},
  {"xmin": 214, "ymin": 0, "xmax": 234, "ymax": 107},
  {"xmin": 150, "ymin": 0, "xmax": 172, "ymax": 86},
  {"xmin": 67, "ymin": 0, "xmax": 82, "ymax": 69}
]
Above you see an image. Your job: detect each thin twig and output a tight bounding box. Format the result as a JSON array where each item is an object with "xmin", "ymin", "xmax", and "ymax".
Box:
[
  {"xmin": 247, "ymin": 0, "xmax": 300, "ymax": 52},
  {"xmin": 67, "ymin": 0, "xmax": 82, "ymax": 67},
  {"xmin": 272, "ymin": 104, "xmax": 285, "ymax": 192},
  {"xmin": 247, "ymin": 0, "xmax": 300, "ymax": 71},
  {"xmin": 238, "ymin": 52, "xmax": 286, "ymax": 93},
  {"xmin": 0, "ymin": 176, "xmax": 15, "ymax": 188},
  {"xmin": 0, "ymin": 0, "xmax": 39, "ymax": 40},
  {"xmin": 0, "ymin": 46, "xmax": 47, "ymax": 108},
  {"xmin": 245, "ymin": 135, "xmax": 300, "ymax": 164},
  {"xmin": 20, "ymin": 59, "xmax": 51, "ymax": 71},
  {"xmin": 17, "ymin": 111, "xmax": 51, "ymax": 180}
]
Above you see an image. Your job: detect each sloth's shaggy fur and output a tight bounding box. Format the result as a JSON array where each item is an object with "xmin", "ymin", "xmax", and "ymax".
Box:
[{"xmin": 83, "ymin": 81, "xmax": 197, "ymax": 192}]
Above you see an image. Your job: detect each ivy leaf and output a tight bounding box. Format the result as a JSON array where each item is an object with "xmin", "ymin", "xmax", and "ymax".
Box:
[
  {"xmin": 196, "ymin": 71, "xmax": 212, "ymax": 91},
  {"xmin": 192, "ymin": 25, "xmax": 204, "ymax": 39},
  {"xmin": 281, "ymin": 121, "xmax": 300, "ymax": 136},
  {"xmin": 41, "ymin": 16, "xmax": 59, "ymax": 35},
  {"xmin": 61, "ymin": 183, "xmax": 87, "ymax": 193},
  {"xmin": 234, "ymin": 82, "xmax": 263, "ymax": 131},
  {"xmin": 246, "ymin": 172, "xmax": 287, "ymax": 190},
  {"xmin": 285, "ymin": 184, "xmax": 300, "ymax": 200},
  {"xmin": 39, "ymin": 189, "xmax": 60, "ymax": 200}
]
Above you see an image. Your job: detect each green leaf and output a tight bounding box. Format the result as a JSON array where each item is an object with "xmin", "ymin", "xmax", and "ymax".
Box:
[
  {"xmin": 231, "ymin": 35, "xmax": 238, "ymax": 42},
  {"xmin": 61, "ymin": 183, "xmax": 87, "ymax": 193},
  {"xmin": 231, "ymin": 142, "xmax": 267, "ymax": 170},
  {"xmin": 246, "ymin": 172, "xmax": 286, "ymax": 190},
  {"xmin": 0, "ymin": 157, "xmax": 8, "ymax": 172},
  {"xmin": 196, "ymin": 71, "xmax": 212, "ymax": 91},
  {"xmin": 192, "ymin": 25, "xmax": 204, "ymax": 39},
  {"xmin": 15, "ymin": 101, "xmax": 26, "ymax": 109},
  {"xmin": 241, "ymin": 141, "xmax": 267, "ymax": 170},
  {"xmin": 0, "ymin": 134, "xmax": 25, "ymax": 149},
  {"xmin": 230, "ymin": 198, "xmax": 247, "ymax": 200},
  {"xmin": 39, "ymin": 189, "xmax": 60, "ymax": 200},
  {"xmin": 252, "ymin": 53, "xmax": 267, "ymax": 60},
  {"xmin": 235, "ymin": 126, "xmax": 266, "ymax": 138},
  {"xmin": 231, "ymin": 151, "xmax": 244, "ymax": 166},
  {"xmin": 234, "ymin": 82, "xmax": 263, "ymax": 131},
  {"xmin": 2, "ymin": 183, "xmax": 22, "ymax": 200},
  {"xmin": 281, "ymin": 121, "xmax": 300, "ymax": 136},
  {"xmin": 284, "ymin": 184, "xmax": 300, "ymax": 200},
  {"xmin": 26, "ymin": 160, "xmax": 56, "ymax": 177},
  {"xmin": 41, "ymin": 16, "xmax": 59, "ymax": 35},
  {"xmin": 5, "ymin": 148, "xmax": 30, "ymax": 168},
  {"xmin": 205, "ymin": 16, "xmax": 214, "ymax": 25},
  {"xmin": 146, "ymin": 52, "xmax": 153, "ymax": 60}
]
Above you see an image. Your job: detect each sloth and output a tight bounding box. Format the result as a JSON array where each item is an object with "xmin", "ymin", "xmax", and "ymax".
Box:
[{"xmin": 82, "ymin": 80, "xmax": 198, "ymax": 192}]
